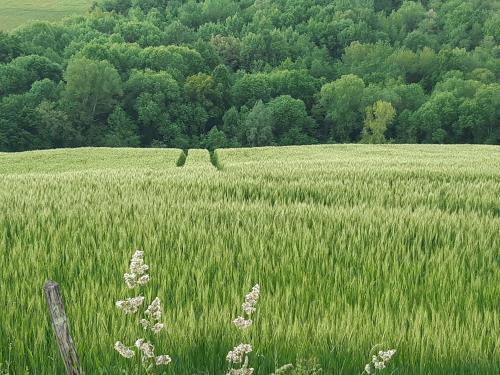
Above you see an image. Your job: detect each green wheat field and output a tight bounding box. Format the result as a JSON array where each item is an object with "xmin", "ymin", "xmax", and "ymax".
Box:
[
  {"xmin": 0, "ymin": 145, "xmax": 499, "ymax": 374},
  {"xmin": 0, "ymin": 0, "xmax": 91, "ymax": 31}
]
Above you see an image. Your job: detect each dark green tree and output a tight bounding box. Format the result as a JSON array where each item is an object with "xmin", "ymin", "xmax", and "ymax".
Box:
[
  {"xmin": 242, "ymin": 100, "xmax": 274, "ymax": 147},
  {"xmin": 318, "ymin": 74, "xmax": 366, "ymax": 142},
  {"xmin": 267, "ymin": 95, "xmax": 316, "ymax": 145},
  {"xmin": 104, "ymin": 106, "xmax": 140, "ymax": 147}
]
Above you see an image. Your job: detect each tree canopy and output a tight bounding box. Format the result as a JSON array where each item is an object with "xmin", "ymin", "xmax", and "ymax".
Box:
[{"xmin": 0, "ymin": 0, "xmax": 499, "ymax": 151}]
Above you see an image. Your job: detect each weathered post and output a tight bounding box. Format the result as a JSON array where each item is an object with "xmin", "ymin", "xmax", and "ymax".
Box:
[{"xmin": 43, "ymin": 280, "xmax": 83, "ymax": 375}]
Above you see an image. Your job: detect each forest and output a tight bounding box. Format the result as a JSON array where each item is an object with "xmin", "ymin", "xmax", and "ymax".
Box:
[{"xmin": 0, "ymin": 0, "xmax": 499, "ymax": 151}]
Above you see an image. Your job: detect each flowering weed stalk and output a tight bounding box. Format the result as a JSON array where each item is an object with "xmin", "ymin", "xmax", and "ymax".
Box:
[
  {"xmin": 114, "ymin": 250, "xmax": 171, "ymax": 373},
  {"xmin": 226, "ymin": 284, "xmax": 260, "ymax": 375},
  {"xmin": 363, "ymin": 348, "xmax": 396, "ymax": 374}
]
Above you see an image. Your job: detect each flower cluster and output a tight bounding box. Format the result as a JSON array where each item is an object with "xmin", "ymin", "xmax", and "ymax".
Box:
[
  {"xmin": 233, "ymin": 284, "xmax": 260, "ymax": 330},
  {"xmin": 226, "ymin": 346, "xmax": 254, "ymax": 375},
  {"xmin": 135, "ymin": 339, "xmax": 155, "ymax": 359},
  {"xmin": 140, "ymin": 297, "xmax": 165, "ymax": 334},
  {"xmin": 114, "ymin": 341, "xmax": 135, "ymax": 359},
  {"xmin": 115, "ymin": 296, "xmax": 145, "ymax": 314},
  {"xmin": 232, "ymin": 316, "xmax": 252, "ymax": 330},
  {"xmin": 156, "ymin": 354, "xmax": 172, "ymax": 366},
  {"xmin": 114, "ymin": 338, "xmax": 172, "ymax": 367},
  {"xmin": 226, "ymin": 284, "xmax": 259, "ymax": 375},
  {"xmin": 227, "ymin": 366, "xmax": 254, "ymax": 375},
  {"xmin": 242, "ymin": 284, "xmax": 259, "ymax": 314},
  {"xmin": 124, "ymin": 250, "xmax": 150, "ymax": 288},
  {"xmin": 364, "ymin": 349, "xmax": 396, "ymax": 373},
  {"xmin": 226, "ymin": 344, "xmax": 253, "ymax": 364},
  {"xmin": 114, "ymin": 250, "xmax": 171, "ymax": 372},
  {"xmin": 273, "ymin": 364, "xmax": 294, "ymax": 374}
]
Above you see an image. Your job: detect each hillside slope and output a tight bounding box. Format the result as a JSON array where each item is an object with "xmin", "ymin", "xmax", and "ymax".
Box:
[
  {"xmin": 0, "ymin": 0, "xmax": 91, "ymax": 30},
  {"xmin": 1, "ymin": 0, "xmax": 498, "ymax": 151}
]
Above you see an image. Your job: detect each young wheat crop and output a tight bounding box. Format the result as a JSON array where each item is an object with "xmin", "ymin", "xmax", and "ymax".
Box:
[{"xmin": 0, "ymin": 145, "xmax": 499, "ymax": 373}]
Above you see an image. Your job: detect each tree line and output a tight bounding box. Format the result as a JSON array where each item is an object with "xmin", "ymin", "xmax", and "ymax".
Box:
[{"xmin": 0, "ymin": 0, "xmax": 499, "ymax": 151}]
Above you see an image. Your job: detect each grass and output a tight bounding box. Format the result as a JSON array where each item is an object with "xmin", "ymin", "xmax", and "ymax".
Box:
[
  {"xmin": 0, "ymin": 0, "xmax": 92, "ymax": 31},
  {"xmin": 0, "ymin": 145, "xmax": 499, "ymax": 374}
]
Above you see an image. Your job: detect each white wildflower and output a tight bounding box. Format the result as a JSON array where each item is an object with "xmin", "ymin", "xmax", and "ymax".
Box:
[
  {"xmin": 365, "ymin": 348, "xmax": 396, "ymax": 372},
  {"xmin": 142, "ymin": 344, "xmax": 155, "ymax": 358},
  {"xmin": 156, "ymin": 354, "xmax": 172, "ymax": 366},
  {"xmin": 378, "ymin": 349, "xmax": 396, "ymax": 362},
  {"xmin": 152, "ymin": 322, "xmax": 165, "ymax": 334},
  {"xmin": 145, "ymin": 297, "xmax": 162, "ymax": 321},
  {"xmin": 237, "ymin": 343, "xmax": 252, "ymax": 354},
  {"xmin": 137, "ymin": 274, "xmax": 150, "ymax": 285},
  {"xmin": 226, "ymin": 343, "xmax": 253, "ymax": 364},
  {"xmin": 233, "ymin": 316, "xmax": 253, "ymax": 329},
  {"xmin": 242, "ymin": 284, "xmax": 260, "ymax": 314},
  {"xmin": 226, "ymin": 350, "xmax": 242, "ymax": 364},
  {"xmin": 124, "ymin": 272, "xmax": 137, "ymax": 288},
  {"xmin": 114, "ymin": 341, "xmax": 135, "ymax": 358},
  {"xmin": 135, "ymin": 339, "xmax": 155, "ymax": 358},
  {"xmin": 115, "ymin": 249, "xmax": 171, "ymax": 370},
  {"xmin": 241, "ymin": 302, "xmax": 256, "ymax": 314},
  {"xmin": 123, "ymin": 250, "xmax": 150, "ymax": 288},
  {"xmin": 227, "ymin": 368, "xmax": 254, "ymax": 375},
  {"xmin": 227, "ymin": 285, "xmax": 259, "ymax": 373},
  {"xmin": 130, "ymin": 250, "xmax": 149, "ymax": 274},
  {"xmin": 115, "ymin": 296, "xmax": 145, "ymax": 314}
]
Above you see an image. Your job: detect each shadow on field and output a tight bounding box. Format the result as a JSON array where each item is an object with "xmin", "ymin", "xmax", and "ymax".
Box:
[
  {"xmin": 176, "ymin": 148, "xmax": 223, "ymax": 170},
  {"xmin": 176, "ymin": 149, "xmax": 188, "ymax": 167},
  {"xmin": 209, "ymin": 149, "xmax": 223, "ymax": 171}
]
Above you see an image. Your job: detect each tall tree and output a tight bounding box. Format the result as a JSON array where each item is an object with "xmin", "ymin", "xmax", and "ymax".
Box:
[
  {"xmin": 318, "ymin": 74, "xmax": 366, "ymax": 142},
  {"xmin": 104, "ymin": 106, "xmax": 140, "ymax": 147},
  {"xmin": 242, "ymin": 100, "xmax": 273, "ymax": 147},
  {"xmin": 267, "ymin": 95, "xmax": 316, "ymax": 145},
  {"xmin": 361, "ymin": 100, "xmax": 396, "ymax": 143},
  {"xmin": 63, "ymin": 57, "xmax": 122, "ymax": 122}
]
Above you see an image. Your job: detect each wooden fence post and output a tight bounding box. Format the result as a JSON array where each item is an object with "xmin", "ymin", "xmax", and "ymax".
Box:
[{"xmin": 43, "ymin": 280, "xmax": 83, "ymax": 375}]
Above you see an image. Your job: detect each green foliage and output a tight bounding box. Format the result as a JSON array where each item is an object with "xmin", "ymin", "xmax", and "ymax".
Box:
[
  {"xmin": 222, "ymin": 107, "xmax": 241, "ymax": 146},
  {"xmin": 412, "ymin": 91, "xmax": 460, "ymax": 143},
  {"xmin": 267, "ymin": 95, "xmax": 316, "ymax": 145},
  {"xmin": 361, "ymin": 100, "xmax": 396, "ymax": 143},
  {"xmin": 203, "ymin": 126, "xmax": 228, "ymax": 150},
  {"xmin": 243, "ymin": 100, "xmax": 274, "ymax": 147},
  {"xmin": 36, "ymin": 100, "xmax": 79, "ymax": 148},
  {"xmin": 104, "ymin": 106, "xmax": 140, "ymax": 147},
  {"xmin": 232, "ymin": 73, "xmax": 271, "ymax": 107},
  {"xmin": 0, "ymin": 31, "xmax": 20, "ymax": 62},
  {"xmin": 0, "ymin": 0, "xmax": 499, "ymax": 150},
  {"xmin": 0, "ymin": 55, "xmax": 62, "ymax": 96},
  {"xmin": 318, "ymin": 74, "xmax": 366, "ymax": 142},
  {"xmin": 290, "ymin": 358, "xmax": 323, "ymax": 375},
  {"xmin": 267, "ymin": 69, "xmax": 321, "ymax": 108},
  {"xmin": 63, "ymin": 57, "xmax": 122, "ymax": 120}
]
